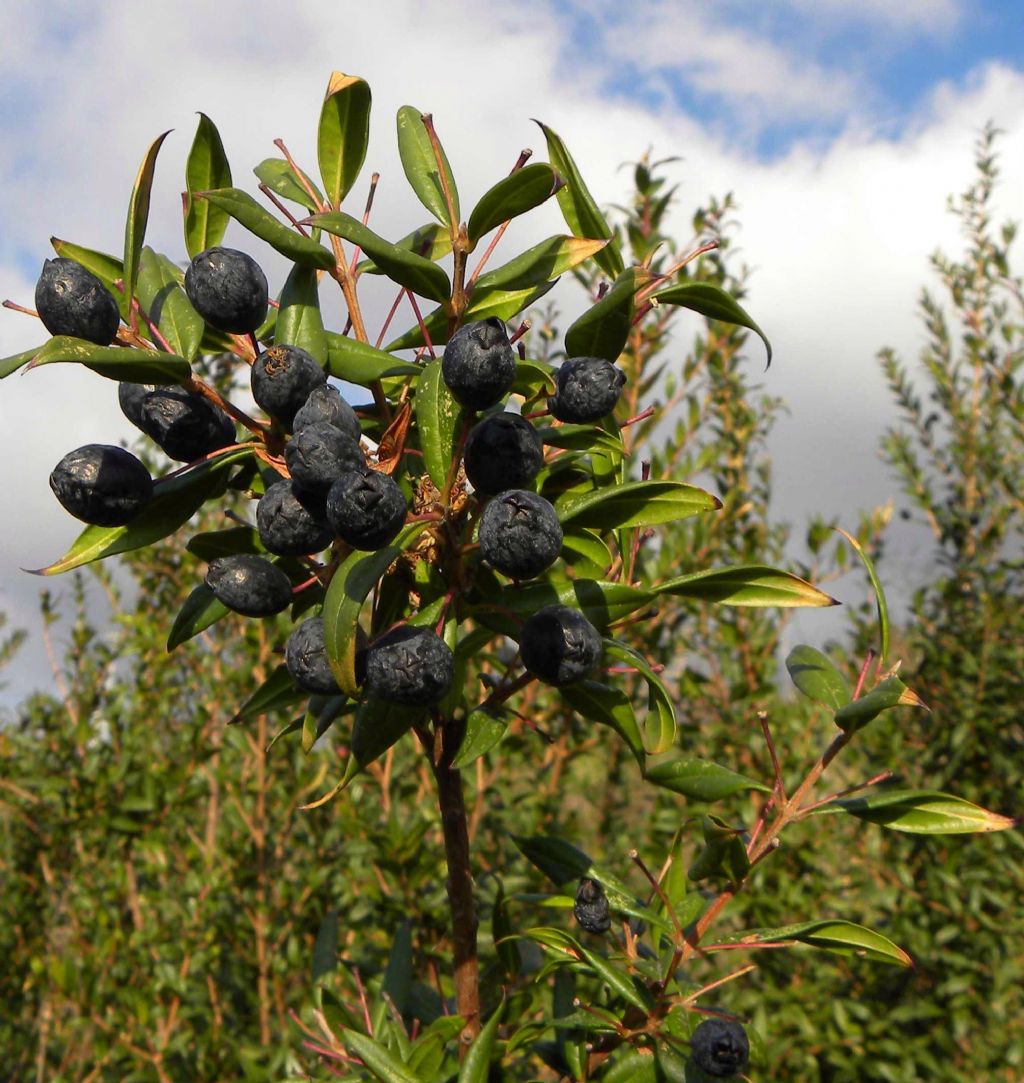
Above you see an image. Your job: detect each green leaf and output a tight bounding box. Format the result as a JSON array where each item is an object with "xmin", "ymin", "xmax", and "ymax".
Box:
[
  {"xmin": 318, "ymin": 71, "xmax": 372, "ymax": 207},
  {"xmin": 27, "ymin": 336, "xmax": 190, "ymax": 383},
  {"xmin": 535, "ymin": 121, "xmax": 623, "ymax": 279},
  {"xmin": 557, "ymin": 479, "xmax": 720, "ymax": 530},
  {"xmin": 50, "ymin": 238, "xmax": 130, "ymax": 320},
  {"xmin": 199, "ymin": 187, "xmax": 335, "ymax": 269},
  {"xmin": 185, "ymin": 113, "xmax": 231, "ymax": 258},
  {"xmin": 467, "ymin": 164, "xmax": 564, "ymax": 244},
  {"xmin": 652, "ymin": 281, "xmax": 772, "ymax": 366},
  {"xmin": 720, "ymin": 920, "xmax": 913, "ymax": 967},
  {"xmin": 230, "ymin": 664, "xmax": 303, "ymax": 725},
  {"xmin": 397, "ymin": 105, "xmax": 460, "ymax": 228},
  {"xmin": 687, "ymin": 815, "xmax": 750, "ymax": 884},
  {"xmin": 560, "ymin": 681, "xmax": 644, "ymax": 769},
  {"xmin": 322, "ymin": 522, "xmax": 427, "ymax": 695},
  {"xmin": 123, "ymin": 130, "xmax": 172, "ymax": 306},
  {"xmin": 306, "ymin": 211, "xmax": 451, "ymax": 303},
  {"xmin": 325, "ymin": 333, "xmax": 422, "ymax": 384},
  {"xmin": 186, "ymin": 525, "xmax": 262, "ymax": 560},
  {"xmin": 647, "ymin": 757, "xmax": 771, "ymax": 802},
  {"xmin": 509, "ymin": 358, "xmax": 556, "ymax": 398},
  {"xmin": 31, "ymin": 447, "xmax": 249, "ymax": 576},
  {"xmin": 559, "ymin": 529, "xmax": 612, "ymax": 578},
  {"xmin": 0, "ymin": 347, "xmax": 43, "ymax": 380},
  {"xmin": 835, "ymin": 526, "xmax": 892, "ymax": 662},
  {"xmin": 451, "ymin": 707, "xmax": 511, "ymax": 769},
  {"xmin": 312, "ymin": 909, "xmax": 339, "ymax": 982},
  {"xmin": 253, "ymin": 158, "xmax": 323, "ymax": 211},
  {"xmin": 358, "ymin": 222, "xmax": 453, "ymax": 273},
  {"xmin": 343, "ymin": 1030, "xmax": 424, "ymax": 1083},
  {"xmin": 459, "ymin": 998, "xmax": 504, "ymax": 1083},
  {"xmin": 474, "ymin": 235, "xmax": 609, "ymax": 292},
  {"xmin": 471, "ymin": 577, "xmax": 654, "ymax": 635},
  {"xmin": 413, "ymin": 359, "xmax": 464, "ymax": 491},
  {"xmin": 577, "ymin": 948, "xmax": 653, "ymax": 1014},
  {"xmin": 166, "ymin": 584, "xmax": 228, "ymax": 651},
  {"xmin": 266, "ymin": 716, "xmax": 304, "ymax": 752},
  {"xmin": 302, "ymin": 695, "xmax": 348, "ymax": 753},
  {"xmin": 654, "ymin": 565, "xmax": 838, "ymax": 608},
  {"xmin": 275, "ymin": 263, "xmax": 327, "ymax": 364},
  {"xmin": 833, "ymin": 676, "xmax": 928, "ymax": 735},
  {"xmin": 785, "ymin": 645, "xmax": 851, "ymax": 710},
  {"xmin": 601, "ymin": 640, "xmax": 677, "ymax": 754},
  {"xmin": 564, "ymin": 267, "xmax": 649, "ymax": 361},
  {"xmin": 136, "ymin": 248, "xmax": 204, "ymax": 362},
  {"xmin": 826, "ymin": 789, "xmax": 1016, "ymax": 834},
  {"xmin": 538, "ymin": 423, "xmax": 624, "ymax": 458}
]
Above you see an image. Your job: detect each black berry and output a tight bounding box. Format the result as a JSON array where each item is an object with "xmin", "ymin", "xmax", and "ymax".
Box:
[
  {"xmin": 120, "ymin": 384, "xmax": 235, "ymax": 462},
  {"xmin": 548, "ymin": 357, "xmax": 625, "ymax": 423},
  {"xmin": 519, "ymin": 604, "xmax": 602, "ymax": 686},
  {"xmin": 251, "ymin": 345, "xmax": 327, "ymax": 428},
  {"xmin": 689, "ymin": 1018, "xmax": 750, "ymax": 1079},
  {"xmin": 184, "ymin": 246, "xmax": 269, "ymax": 334},
  {"xmin": 325, "ymin": 470, "xmax": 407, "ymax": 551},
  {"xmin": 361, "ymin": 625, "xmax": 454, "ymax": 706},
  {"xmin": 463, "ymin": 412, "xmax": 543, "ymax": 495},
  {"xmin": 35, "ymin": 258, "xmax": 120, "ymax": 345},
  {"xmin": 478, "ymin": 490, "xmax": 562, "ymax": 579},
  {"xmin": 285, "ymin": 421, "xmax": 366, "ymax": 496},
  {"xmin": 441, "ymin": 317, "xmax": 516, "ymax": 411},
  {"xmin": 285, "ymin": 617, "xmax": 340, "ymax": 694},
  {"xmin": 573, "ymin": 877, "xmax": 611, "ymax": 934},
  {"xmin": 49, "ymin": 444, "xmax": 152, "ymax": 526},
  {"xmin": 293, "ymin": 384, "xmax": 361, "ymax": 442},
  {"xmin": 256, "ymin": 479, "xmax": 333, "ymax": 556},
  {"xmin": 205, "ymin": 554, "xmax": 292, "ymax": 617}
]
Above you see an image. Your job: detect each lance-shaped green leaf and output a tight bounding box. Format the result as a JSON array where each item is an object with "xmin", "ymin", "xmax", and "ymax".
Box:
[
  {"xmin": 230, "ymin": 664, "xmax": 303, "ymax": 725},
  {"xmin": 253, "ymin": 158, "xmax": 323, "ymax": 211},
  {"xmin": 166, "ymin": 584, "xmax": 228, "ymax": 651},
  {"xmin": 560, "ymin": 529, "xmax": 613, "ymax": 578},
  {"xmin": 325, "ymin": 332, "xmax": 421, "ymax": 384},
  {"xmin": 451, "ymin": 707, "xmax": 512, "ymax": 769},
  {"xmin": 302, "ymin": 694, "xmax": 348, "ymax": 753},
  {"xmin": 322, "ymin": 521, "xmax": 427, "ymax": 695},
  {"xmin": 27, "ymin": 336, "xmax": 190, "ymax": 384},
  {"xmin": 266, "ymin": 716, "xmax": 304, "ymax": 752},
  {"xmin": 471, "ymin": 577, "xmax": 654, "ymax": 635},
  {"xmin": 459, "ymin": 998, "xmax": 505, "ymax": 1083},
  {"xmin": 836, "ymin": 525, "xmax": 891, "ymax": 663},
  {"xmin": 557, "ymin": 478, "xmax": 720, "ymax": 530},
  {"xmin": 318, "ymin": 71, "xmax": 371, "ymax": 207},
  {"xmin": 123, "ymin": 131, "xmax": 171, "ymax": 306},
  {"xmin": 136, "ymin": 248, "xmax": 204, "ymax": 362},
  {"xmin": 833, "ymin": 675, "xmax": 928, "ymax": 734},
  {"xmin": 397, "ymin": 105, "xmax": 460, "ymax": 228},
  {"xmin": 186, "ymin": 525, "xmax": 263, "ymax": 561},
  {"xmin": 275, "ymin": 263, "xmax": 327, "ymax": 364},
  {"xmin": 474, "ymin": 235, "xmax": 609, "ymax": 292},
  {"xmin": 687, "ymin": 815, "xmax": 750, "ymax": 883},
  {"xmin": 538, "ymin": 423, "xmax": 624, "ymax": 457},
  {"xmin": 786, "ymin": 645, "xmax": 851, "ymax": 710},
  {"xmin": 577, "ymin": 948, "xmax": 654, "ymax": 1014},
  {"xmin": 565, "ymin": 268, "xmax": 651, "ymax": 361},
  {"xmin": 305, "ymin": 211, "xmax": 451, "ymax": 302},
  {"xmin": 561, "ymin": 681, "xmax": 644, "ymax": 769},
  {"xmin": 30, "ymin": 447, "xmax": 250, "ymax": 576},
  {"xmin": 358, "ymin": 222, "xmax": 453, "ymax": 274},
  {"xmin": 414, "ymin": 359, "xmax": 464, "ymax": 491},
  {"xmin": 653, "ymin": 281, "xmax": 772, "ymax": 367},
  {"xmin": 0, "ymin": 347, "xmax": 43, "ymax": 380},
  {"xmin": 509, "ymin": 357, "xmax": 557, "ymax": 398},
  {"xmin": 719, "ymin": 920, "xmax": 913, "ymax": 967},
  {"xmin": 198, "ymin": 188, "xmax": 335, "ymax": 269},
  {"xmin": 647, "ymin": 757, "xmax": 771, "ymax": 802},
  {"xmin": 467, "ymin": 163, "xmax": 564, "ymax": 244},
  {"xmin": 602, "ymin": 640, "xmax": 676, "ymax": 754},
  {"xmin": 654, "ymin": 565, "xmax": 838, "ymax": 608},
  {"xmin": 536, "ymin": 120, "xmax": 624, "ymax": 279},
  {"xmin": 824, "ymin": 789, "xmax": 1016, "ymax": 834},
  {"xmin": 185, "ymin": 113, "xmax": 231, "ymax": 258},
  {"xmin": 50, "ymin": 238, "xmax": 130, "ymax": 320},
  {"xmin": 385, "ymin": 281, "xmax": 556, "ymax": 351},
  {"xmin": 340, "ymin": 1031, "xmax": 424, "ymax": 1083}
]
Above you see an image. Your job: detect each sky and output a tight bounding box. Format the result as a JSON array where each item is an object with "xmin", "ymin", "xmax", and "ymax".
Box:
[{"xmin": 1, "ymin": 0, "xmax": 1022, "ymax": 706}]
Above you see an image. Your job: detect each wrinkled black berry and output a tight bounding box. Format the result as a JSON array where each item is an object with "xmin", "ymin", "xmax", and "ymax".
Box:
[
  {"xmin": 285, "ymin": 421, "xmax": 366, "ymax": 495},
  {"xmin": 293, "ymin": 384, "xmax": 361, "ymax": 442},
  {"xmin": 184, "ymin": 246, "xmax": 269, "ymax": 334},
  {"xmin": 120, "ymin": 384, "xmax": 235, "ymax": 462},
  {"xmin": 479, "ymin": 490, "xmax": 562, "ymax": 579},
  {"xmin": 689, "ymin": 1018, "xmax": 749, "ymax": 1079},
  {"xmin": 573, "ymin": 878, "xmax": 611, "ymax": 934},
  {"xmin": 548, "ymin": 357, "xmax": 626, "ymax": 423},
  {"xmin": 463, "ymin": 412, "xmax": 543, "ymax": 495},
  {"xmin": 519, "ymin": 604, "xmax": 602, "ymax": 686},
  {"xmin": 35, "ymin": 258, "xmax": 121, "ymax": 345},
  {"xmin": 441, "ymin": 317, "xmax": 517, "ymax": 411},
  {"xmin": 49, "ymin": 444, "xmax": 153, "ymax": 526},
  {"xmin": 204, "ymin": 554, "xmax": 293, "ymax": 617},
  {"xmin": 325, "ymin": 470, "xmax": 407, "ymax": 551},
  {"xmin": 361, "ymin": 626, "xmax": 454, "ymax": 706},
  {"xmin": 285, "ymin": 617, "xmax": 340, "ymax": 694},
  {"xmin": 251, "ymin": 345, "xmax": 327, "ymax": 428},
  {"xmin": 256, "ymin": 479, "xmax": 334, "ymax": 556}
]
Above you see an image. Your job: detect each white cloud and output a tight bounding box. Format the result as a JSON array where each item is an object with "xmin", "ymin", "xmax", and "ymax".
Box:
[{"xmin": 781, "ymin": 0, "xmax": 963, "ymax": 35}]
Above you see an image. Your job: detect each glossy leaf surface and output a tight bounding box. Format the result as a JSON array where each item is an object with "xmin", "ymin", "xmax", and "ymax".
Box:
[
  {"xmin": 647, "ymin": 757, "xmax": 771, "ymax": 801},
  {"xmin": 564, "ymin": 268, "xmax": 651, "ymax": 361},
  {"xmin": 28, "ymin": 337, "xmax": 190, "ymax": 384},
  {"xmin": 826, "ymin": 789, "xmax": 1016, "ymax": 834},
  {"xmin": 318, "ymin": 71, "xmax": 371, "ymax": 206},
  {"xmin": 786, "ymin": 644, "xmax": 851, "ymax": 710},
  {"xmin": 833, "ymin": 676, "xmax": 927, "ymax": 734},
  {"xmin": 655, "ymin": 565, "xmax": 837, "ymax": 608},
  {"xmin": 166, "ymin": 584, "xmax": 228, "ymax": 651},
  {"xmin": 653, "ymin": 281, "xmax": 772, "ymax": 366},
  {"xmin": 123, "ymin": 130, "xmax": 171, "ymax": 305},
  {"xmin": 474, "ymin": 235, "xmax": 609, "ymax": 292},
  {"xmin": 325, "ymin": 333, "xmax": 421, "ymax": 383},
  {"xmin": 467, "ymin": 163, "xmax": 563, "ymax": 244},
  {"xmin": 253, "ymin": 158, "xmax": 323, "ymax": 211},
  {"xmin": 557, "ymin": 479, "xmax": 720, "ymax": 530},
  {"xmin": 719, "ymin": 920, "xmax": 913, "ymax": 967},
  {"xmin": 397, "ymin": 105, "xmax": 460, "ymax": 227},
  {"xmin": 185, "ymin": 113, "xmax": 231, "ymax": 258},
  {"xmin": 413, "ymin": 359, "xmax": 464, "ymax": 491},
  {"xmin": 275, "ymin": 263, "xmax": 327, "ymax": 364},
  {"xmin": 136, "ymin": 248, "xmax": 204, "ymax": 362}
]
